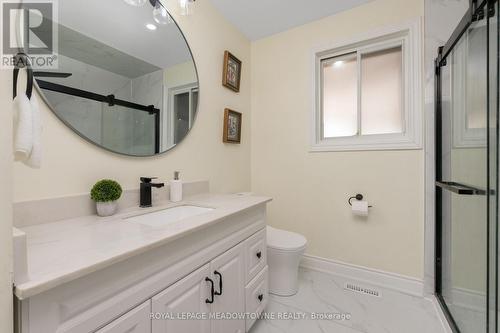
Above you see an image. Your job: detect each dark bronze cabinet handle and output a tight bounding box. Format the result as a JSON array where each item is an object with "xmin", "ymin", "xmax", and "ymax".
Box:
[
  {"xmin": 256, "ymin": 251, "xmax": 262, "ymax": 259},
  {"xmin": 205, "ymin": 277, "xmax": 215, "ymax": 304},
  {"xmin": 214, "ymin": 271, "xmax": 223, "ymax": 296},
  {"xmin": 258, "ymin": 294, "xmax": 264, "ymax": 302}
]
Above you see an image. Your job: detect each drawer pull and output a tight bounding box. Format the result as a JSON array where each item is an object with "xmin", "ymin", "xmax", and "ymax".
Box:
[
  {"xmin": 205, "ymin": 277, "xmax": 215, "ymax": 304},
  {"xmin": 257, "ymin": 294, "xmax": 264, "ymax": 302},
  {"xmin": 256, "ymin": 251, "xmax": 262, "ymax": 259},
  {"xmin": 214, "ymin": 270, "xmax": 223, "ymax": 296}
]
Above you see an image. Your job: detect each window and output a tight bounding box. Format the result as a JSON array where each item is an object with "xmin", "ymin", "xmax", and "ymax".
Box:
[
  {"xmin": 312, "ymin": 21, "xmax": 422, "ymax": 151},
  {"xmin": 452, "ymin": 23, "xmax": 487, "ymax": 148}
]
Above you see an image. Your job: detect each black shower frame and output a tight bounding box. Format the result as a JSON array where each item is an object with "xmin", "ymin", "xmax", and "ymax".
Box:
[
  {"xmin": 36, "ymin": 79, "xmax": 161, "ymax": 154},
  {"xmin": 434, "ymin": 1, "xmax": 496, "ymax": 332}
]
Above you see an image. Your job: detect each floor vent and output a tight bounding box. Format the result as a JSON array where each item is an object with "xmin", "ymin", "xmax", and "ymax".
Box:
[{"xmin": 344, "ymin": 282, "xmax": 381, "ymax": 297}]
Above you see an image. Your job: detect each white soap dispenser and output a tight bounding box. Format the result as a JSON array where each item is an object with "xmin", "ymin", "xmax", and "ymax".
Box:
[{"xmin": 170, "ymin": 171, "xmax": 183, "ymax": 202}]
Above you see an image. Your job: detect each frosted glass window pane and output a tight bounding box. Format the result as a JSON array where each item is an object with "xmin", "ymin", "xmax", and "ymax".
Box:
[
  {"xmin": 466, "ymin": 25, "xmax": 487, "ymax": 129},
  {"xmin": 361, "ymin": 47, "xmax": 403, "ymax": 135},
  {"xmin": 321, "ymin": 53, "xmax": 357, "ymax": 138}
]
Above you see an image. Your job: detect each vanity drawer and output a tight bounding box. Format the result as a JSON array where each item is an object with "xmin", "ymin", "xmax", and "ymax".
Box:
[
  {"xmin": 245, "ymin": 228, "xmax": 267, "ymax": 283},
  {"xmin": 245, "ymin": 266, "xmax": 268, "ymax": 332},
  {"xmin": 95, "ymin": 300, "xmax": 151, "ymax": 333}
]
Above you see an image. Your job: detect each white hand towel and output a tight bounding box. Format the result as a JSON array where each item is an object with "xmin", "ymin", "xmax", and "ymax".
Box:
[
  {"xmin": 13, "ymin": 93, "xmax": 33, "ymax": 162},
  {"xmin": 27, "ymin": 94, "xmax": 42, "ymax": 169}
]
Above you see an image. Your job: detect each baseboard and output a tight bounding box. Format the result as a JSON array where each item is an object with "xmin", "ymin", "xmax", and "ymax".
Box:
[
  {"xmin": 449, "ymin": 287, "xmax": 486, "ymax": 312},
  {"xmin": 300, "ymin": 254, "xmax": 424, "ymax": 297}
]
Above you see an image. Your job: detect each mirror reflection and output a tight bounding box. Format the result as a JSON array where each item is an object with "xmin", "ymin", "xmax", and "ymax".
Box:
[{"xmin": 35, "ymin": 0, "xmax": 198, "ymax": 156}]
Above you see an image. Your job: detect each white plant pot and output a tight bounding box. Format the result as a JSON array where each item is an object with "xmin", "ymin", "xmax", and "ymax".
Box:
[{"xmin": 96, "ymin": 201, "xmax": 118, "ymax": 217}]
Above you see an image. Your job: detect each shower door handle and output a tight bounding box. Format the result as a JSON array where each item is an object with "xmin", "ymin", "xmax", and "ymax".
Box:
[{"xmin": 435, "ymin": 181, "xmax": 486, "ymax": 195}]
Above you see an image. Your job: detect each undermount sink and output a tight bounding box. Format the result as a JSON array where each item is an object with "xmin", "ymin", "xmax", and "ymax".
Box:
[{"xmin": 124, "ymin": 205, "xmax": 214, "ymax": 227}]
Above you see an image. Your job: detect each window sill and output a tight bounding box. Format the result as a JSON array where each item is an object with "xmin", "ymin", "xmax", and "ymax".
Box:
[{"xmin": 310, "ymin": 136, "xmax": 422, "ymax": 152}]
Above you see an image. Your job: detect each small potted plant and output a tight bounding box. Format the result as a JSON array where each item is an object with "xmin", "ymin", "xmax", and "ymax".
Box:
[{"xmin": 91, "ymin": 179, "xmax": 123, "ymax": 217}]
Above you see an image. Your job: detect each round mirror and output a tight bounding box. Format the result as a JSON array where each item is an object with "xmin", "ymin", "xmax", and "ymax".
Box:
[{"xmin": 35, "ymin": 0, "xmax": 198, "ymax": 156}]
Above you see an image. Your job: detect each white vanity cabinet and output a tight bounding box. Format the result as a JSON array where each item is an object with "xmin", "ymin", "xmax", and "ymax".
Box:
[
  {"xmin": 209, "ymin": 243, "xmax": 246, "ymax": 333},
  {"xmin": 95, "ymin": 301, "xmax": 152, "ymax": 333},
  {"xmin": 152, "ymin": 264, "xmax": 211, "ymax": 333},
  {"xmin": 245, "ymin": 229, "xmax": 267, "ymax": 283},
  {"xmin": 152, "ymin": 244, "xmax": 246, "ymax": 333},
  {"xmin": 17, "ymin": 203, "xmax": 269, "ymax": 333},
  {"xmin": 245, "ymin": 267, "xmax": 269, "ymax": 330}
]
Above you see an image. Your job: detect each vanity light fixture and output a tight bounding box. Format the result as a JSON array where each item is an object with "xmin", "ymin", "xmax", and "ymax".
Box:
[
  {"xmin": 124, "ymin": 0, "xmax": 196, "ymax": 23},
  {"xmin": 123, "ymin": 0, "xmax": 147, "ymax": 6},
  {"xmin": 179, "ymin": 0, "xmax": 195, "ymax": 16},
  {"xmin": 152, "ymin": 0, "xmax": 172, "ymax": 24}
]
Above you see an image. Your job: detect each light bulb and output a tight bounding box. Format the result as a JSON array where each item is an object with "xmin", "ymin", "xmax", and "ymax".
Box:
[
  {"xmin": 153, "ymin": 2, "xmax": 171, "ymax": 25},
  {"xmin": 123, "ymin": 0, "xmax": 147, "ymax": 7},
  {"xmin": 179, "ymin": 0, "xmax": 194, "ymax": 16}
]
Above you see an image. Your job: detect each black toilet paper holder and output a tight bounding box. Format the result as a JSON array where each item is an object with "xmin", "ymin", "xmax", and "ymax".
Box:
[{"xmin": 348, "ymin": 194, "xmax": 373, "ymax": 208}]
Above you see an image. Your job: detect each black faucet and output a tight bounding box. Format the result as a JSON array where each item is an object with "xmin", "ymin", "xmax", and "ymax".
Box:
[{"xmin": 140, "ymin": 177, "xmax": 165, "ymax": 208}]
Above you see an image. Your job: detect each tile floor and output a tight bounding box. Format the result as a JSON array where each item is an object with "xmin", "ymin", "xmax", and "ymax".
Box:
[
  {"xmin": 447, "ymin": 303, "xmax": 485, "ymax": 333},
  {"xmin": 250, "ymin": 268, "xmax": 448, "ymax": 333}
]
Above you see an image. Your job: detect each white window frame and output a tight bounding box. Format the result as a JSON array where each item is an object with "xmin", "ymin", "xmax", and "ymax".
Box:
[
  {"xmin": 163, "ymin": 83, "xmax": 199, "ymax": 147},
  {"xmin": 310, "ymin": 19, "xmax": 423, "ymax": 152},
  {"xmin": 451, "ymin": 23, "xmax": 487, "ymax": 149}
]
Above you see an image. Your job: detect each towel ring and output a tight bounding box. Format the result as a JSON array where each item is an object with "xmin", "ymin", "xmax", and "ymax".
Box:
[{"xmin": 13, "ymin": 53, "xmax": 34, "ymax": 100}]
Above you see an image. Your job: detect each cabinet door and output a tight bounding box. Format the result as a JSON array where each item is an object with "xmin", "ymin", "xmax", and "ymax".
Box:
[
  {"xmin": 152, "ymin": 264, "xmax": 211, "ymax": 333},
  {"xmin": 210, "ymin": 244, "xmax": 246, "ymax": 333},
  {"xmin": 95, "ymin": 300, "xmax": 151, "ymax": 333}
]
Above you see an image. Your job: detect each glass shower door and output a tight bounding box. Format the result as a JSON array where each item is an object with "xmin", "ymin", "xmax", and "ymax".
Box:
[{"xmin": 436, "ymin": 11, "xmax": 489, "ymax": 333}]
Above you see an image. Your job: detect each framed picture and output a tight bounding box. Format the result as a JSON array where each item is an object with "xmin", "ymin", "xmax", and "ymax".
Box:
[
  {"xmin": 222, "ymin": 51, "xmax": 242, "ymax": 92},
  {"xmin": 223, "ymin": 109, "xmax": 242, "ymax": 144}
]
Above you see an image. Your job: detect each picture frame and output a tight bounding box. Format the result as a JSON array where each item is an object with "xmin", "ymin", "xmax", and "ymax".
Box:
[
  {"xmin": 222, "ymin": 51, "xmax": 242, "ymax": 92},
  {"xmin": 223, "ymin": 109, "xmax": 242, "ymax": 144}
]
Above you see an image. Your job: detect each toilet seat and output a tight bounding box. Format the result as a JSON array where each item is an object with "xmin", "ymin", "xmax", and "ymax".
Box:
[{"xmin": 267, "ymin": 226, "xmax": 307, "ymax": 252}]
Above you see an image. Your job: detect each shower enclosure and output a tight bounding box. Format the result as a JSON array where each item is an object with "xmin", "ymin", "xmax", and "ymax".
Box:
[{"xmin": 435, "ymin": 1, "xmax": 498, "ymax": 332}]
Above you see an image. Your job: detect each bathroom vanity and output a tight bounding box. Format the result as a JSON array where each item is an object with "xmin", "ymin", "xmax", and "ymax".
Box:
[{"xmin": 14, "ymin": 192, "xmax": 271, "ymax": 333}]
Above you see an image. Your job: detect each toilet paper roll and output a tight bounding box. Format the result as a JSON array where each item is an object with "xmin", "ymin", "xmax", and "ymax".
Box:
[{"xmin": 352, "ymin": 200, "xmax": 369, "ymax": 216}]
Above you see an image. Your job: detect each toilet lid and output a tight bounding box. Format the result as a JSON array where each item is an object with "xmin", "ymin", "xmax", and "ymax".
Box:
[{"xmin": 267, "ymin": 226, "xmax": 307, "ymax": 251}]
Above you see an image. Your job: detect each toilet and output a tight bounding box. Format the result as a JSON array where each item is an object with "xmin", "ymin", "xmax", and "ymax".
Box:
[{"xmin": 266, "ymin": 226, "xmax": 307, "ymax": 296}]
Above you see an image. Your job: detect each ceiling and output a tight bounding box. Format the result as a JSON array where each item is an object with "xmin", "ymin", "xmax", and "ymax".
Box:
[
  {"xmin": 58, "ymin": 25, "xmax": 161, "ymax": 78},
  {"xmin": 56, "ymin": 0, "xmax": 193, "ymax": 71},
  {"xmin": 208, "ymin": 0, "xmax": 373, "ymax": 41}
]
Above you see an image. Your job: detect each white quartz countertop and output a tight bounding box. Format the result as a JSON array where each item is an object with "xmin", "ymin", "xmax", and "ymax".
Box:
[{"xmin": 15, "ymin": 193, "xmax": 271, "ymax": 299}]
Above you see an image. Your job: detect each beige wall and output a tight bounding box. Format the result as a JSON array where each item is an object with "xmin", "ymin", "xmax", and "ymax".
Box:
[
  {"xmin": 164, "ymin": 61, "xmax": 198, "ymax": 89},
  {"xmin": 251, "ymin": 0, "xmax": 425, "ymax": 278},
  {"xmin": 12, "ymin": 0, "xmax": 252, "ymax": 202}
]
